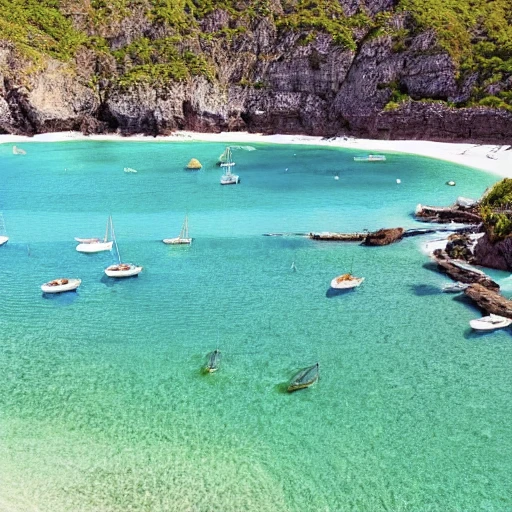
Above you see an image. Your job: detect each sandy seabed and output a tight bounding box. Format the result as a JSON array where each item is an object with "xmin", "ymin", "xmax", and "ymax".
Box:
[{"xmin": 2, "ymin": 130, "xmax": 512, "ymax": 178}]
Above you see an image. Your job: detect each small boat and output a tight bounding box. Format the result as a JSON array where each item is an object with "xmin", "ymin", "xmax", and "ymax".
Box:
[
  {"xmin": 442, "ymin": 282, "xmax": 469, "ymax": 293},
  {"xmin": 220, "ymin": 147, "xmax": 240, "ymax": 185},
  {"xmin": 204, "ymin": 349, "xmax": 221, "ymax": 373},
  {"xmin": 330, "ymin": 273, "xmax": 364, "ymax": 289},
  {"xmin": 469, "ymin": 314, "xmax": 512, "ymax": 331},
  {"xmin": 12, "ymin": 145, "xmax": 26, "ymax": 155},
  {"xmin": 287, "ymin": 363, "xmax": 319, "ymax": 392},
  {"xmin": 353, "ymin": 154, "xmax": 386, "ymax": 162},
  {"xmin": 124, "ymin": 167, "xmax": 138, "ymax": 173},
  {"xmin": 163, "ymin": 215, "xmax": 192, "ymax": 245},
  {"xmin": 104, "ymin": 218, "xmax": 142, "ymax": 278},
  {"xmin": 0, "ymin": 212, "xmax": 9, "ymax": 246},
  {"xmin": 41, "ymin": 278, "xmax": 81, "ymax": 294},
  {"xmin": 446, "ymin": 180, "xmax": 456, "ymax": 186},
  {"xmin": 76, "ymin": 216, "xmax": 114, "ymax": 253}
]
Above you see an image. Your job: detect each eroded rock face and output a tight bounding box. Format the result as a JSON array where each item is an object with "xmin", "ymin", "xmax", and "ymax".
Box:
[
  {"xmin": 473, "ymin": 234, "xmax": 512, "ymax": 271},
  {"xmin": 0, "ymin": 6, "xmax": 511, "ymax": 140},
  {"xmin": 465, "ymin": 283, "xmax": 512, "ymax": 318}
]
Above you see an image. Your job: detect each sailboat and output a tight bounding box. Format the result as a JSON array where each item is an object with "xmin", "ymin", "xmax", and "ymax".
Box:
[
  {"xmin": 220, "ymin": 147, "xmax": 240, "ymax": 185},
  {"xmin": 104, "ymin": 218, "xmax": 142, "ymax": 278},
  {"xmin": 0, "ymin": 212, "xmax": 9, "ymax": 246},
  {"xmin": 163, "ymin": 215, "xmax": 192, "ymax": 245},
  {"xmin": 12, "ymin": 145, "xmax": 26, "ymax": 155},
  {"xmin": 76, "ymin": 216, "xmax": 114, "ymax": 253}
]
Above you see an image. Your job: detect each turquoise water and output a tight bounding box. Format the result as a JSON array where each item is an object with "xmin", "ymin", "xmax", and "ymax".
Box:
[{"xmin": 0, "ymin": 140, "xmax": 510, "ymax": 512}]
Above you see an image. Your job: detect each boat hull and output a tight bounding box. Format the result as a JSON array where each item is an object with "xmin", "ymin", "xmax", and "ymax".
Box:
[
  {"xmin": 162, "ymin": 237, "xmax": 192, "ymax": 245},
  {"xmin": 330, "ymin": 275, "xmax": 364, "ymax": 289},
  {"xmin": 104, "ymin": 264, "xmax": 143, "ymax": 278},
  {"xmin": 469, "ymin": 315, "xmax": 512, "ymax": 331},
  {"xmin": 287, "ymin": 363, "xmax": 319, "ymax": 392},
  {"xmin": 76, "ymin": 241, "xmax": 113, "ymax": 253},
  {"xmin": 220, "ymin": 176, "xmax": 240, "ymax": 185},
  {"xmin": 0, "ymin": 235, "xmax": 8, "ymax": 246},
  {"xmin": 41, "ymin": 278, "xmax": 81, "ymax": 294}
]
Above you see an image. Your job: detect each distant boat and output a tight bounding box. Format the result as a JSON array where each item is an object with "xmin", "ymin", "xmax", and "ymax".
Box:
[
  {"xmin": 186, "ymin": 158, "xmax": 202, "ymax": 170},
  {"xmin": 442, "ymin": 282, "xmax": 469, "ymax": 293},
  {"xmin": 220, "ymin": 147, "xmax": 240, "ymax": 185},
  {"xmin": 41, "ymin": 278, "xmax": 81, "ymax": 294},
  {"xmin": 469, "ymin": 314, "xmax": 512, "ymax": 331},
  {"xmin": 204, "ymin": 349, "xmax": 221, "ymax": 373},
  {"xmin": 104, "ymin": 218, "xmax": 142, "ymax": 278},
  {"xmin": 0, "ymin": 212, "xmax": 9, "ymax": 246},
  {"xmin": 330, "ymin": 273, "xmax": 364, "ymax": 289},
  {"xmin": 12, "ymin": 145, "xmax": 26, "ymax": 155},
  {"xmin": 353, "ymin": 154, "xmax": 386, "ymax": 162},
  {"xmin": 163, "ymin": 215, "xmax": 192, "ymax": 245},
  {"xmin": 287, "ymin": 363, "xmax": 319, "ymax": 392},
  {"xmin": 124, "ymin": 167, "xmax": 137, "ymax": 173},
  {"xmin": 76, "ymin": 216, "xmax": 114, "ymax": 253}
]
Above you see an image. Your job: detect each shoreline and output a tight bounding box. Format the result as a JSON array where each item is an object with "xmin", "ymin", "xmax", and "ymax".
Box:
[{"xmin": 2, "ymin": 130, "xmax": 512, "ymax": 178}]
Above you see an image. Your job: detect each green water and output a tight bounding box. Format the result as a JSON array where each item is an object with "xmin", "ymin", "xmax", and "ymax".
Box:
[{"xmin": 0, "ymin": 140, "xmax": 510, "ymax": 511}]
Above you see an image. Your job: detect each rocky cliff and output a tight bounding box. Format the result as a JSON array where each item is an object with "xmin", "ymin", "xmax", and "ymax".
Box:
[{"xmin": 1, "ymin": 0, "xmax": 511, "ymax": 140}]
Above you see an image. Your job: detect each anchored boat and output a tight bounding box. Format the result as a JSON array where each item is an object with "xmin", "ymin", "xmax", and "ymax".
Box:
[
  {"xmin": 287, "ymin": 363, "xmax": 319, "ymax": 392},
  {"xmin": 469, "ymin": 314, "xmax": 512, "ymax": 331},
  {"xmin": 163, "ymin": 215, "xmax": 192, "ymax": 245},
  {"xmin": 220, "ymin": 147, "xmax": 240, "ymax": 185},
  {"xmin": 330, "ymin": 273, "xmax": 364, "ymax": 289},
  {"xmin": 76, "ymin": 216, "xmax": 114, "ymax": 253},
  {"xmin": 353, "ymin": 154, "xmax": 386, "ymax": 162},
  {"xmin": 41, "ymin": 278, "xmax": 81, "ymax": 294},
  {"xmin": 104, "ymin": 218, "xmax": 143, "ymax": 278},
  {"xmin": 204, "ymin": 349, "xmax": 221, "ymax": 373}
]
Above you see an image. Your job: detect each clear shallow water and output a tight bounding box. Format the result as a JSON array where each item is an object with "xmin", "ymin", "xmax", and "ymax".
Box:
[{"xmin": 0, "ymin": 140, "xmax": 510, "ymax": 512}]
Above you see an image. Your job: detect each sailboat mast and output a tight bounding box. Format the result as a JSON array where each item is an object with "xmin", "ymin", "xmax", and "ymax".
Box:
[
  {"xmin": 111, "ymin": 217, "xmax": 121, "ymax": 263},
  {"xmin": 104, "ymin": 216, "xmax": 110, "ymax": 243}
]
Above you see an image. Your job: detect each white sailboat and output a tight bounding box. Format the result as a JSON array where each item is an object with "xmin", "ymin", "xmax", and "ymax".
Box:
[
  {"xmin": 104, "ymin": 218, "xmax": 142, "ymax": 278},
  {"xmin": 12, "ymin": 145, "xmax": 26, "ymax": 155},
  {"xmin": 330, "ymin": 273, "xmax": 365, "ymax": 289},
  {"xmin": 163, "ymin": 215, "xmax": 192, "ymax": 245},
  {"xmin": 0, "ymin": 212, "xmax": 9, "ymax": 246},
  {"xmin": 41, "ymin": 278, "xmax": 81, "ymax": 294},
  {"xmin": 76, "ymin": 216, "xmax": 114, "ymax": 253},
  {"xmin": 220, "ymin": 147, "xmax": 240, "ymax": 185}
]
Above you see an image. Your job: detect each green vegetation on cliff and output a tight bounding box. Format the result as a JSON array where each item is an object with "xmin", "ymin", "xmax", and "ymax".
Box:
[
  {"xmin": 0, "ymin": 0, "xmax": 510, "ymax": 107},
  {"xmin": 480, "ymin": 179, "xmax": 512, "ymax": 241}
]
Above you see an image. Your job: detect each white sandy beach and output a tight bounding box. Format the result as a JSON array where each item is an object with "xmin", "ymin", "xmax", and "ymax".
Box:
[{"xmin": 2, "ymin": 130, "xmax": 512, "ymax": 178}]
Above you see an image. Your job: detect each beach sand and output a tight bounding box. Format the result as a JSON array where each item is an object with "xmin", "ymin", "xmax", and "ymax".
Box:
[{"xmin": 2, "ymin": 130, "xmax": 512, "ymax": 178}]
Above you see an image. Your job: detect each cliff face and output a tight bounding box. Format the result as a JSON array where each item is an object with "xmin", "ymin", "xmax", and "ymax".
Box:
[{"xmin": 1, "ymin": 1, "xmax": 511, "ymax": 141}]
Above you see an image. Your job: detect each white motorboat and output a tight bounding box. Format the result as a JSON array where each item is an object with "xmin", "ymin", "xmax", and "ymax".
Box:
[
  {"xmin": 330, "ymin": 273, "xmax": 365, "ymax": 289},
  {"xmin": 220, "ymin": 147, "xmax": 240, "ymax": 185},
  {"xmin": 41, "ymin": 278, "xmax": 81, "ymax": 294},
  {"xmin": 124, "ymin": 167, "xmax": 137, "ymax": 173},
  {"xmin": 469, "ymin": 314, "xmax": 512, "ymax": 331},
  {"xmin": 104, "ymin": 219, "xmax": 142, "ymax": 278},
  {"xmin": 353, "ymin": 154, "xmax": 386, "ymax": 162},
  {"xmin": 163, "ymin": 215, "xmax": 192, "ymax": 245},
  {"xmin": 442, "ymin": 282, "xmax": 469, "ymax": 293},
  {"xmin": 0, "ymin": 235, "xmax": 8, "ymax": 246},
  {"xmin": 76, "ymin": 216, "xmax": 114, "ymax": 253}
]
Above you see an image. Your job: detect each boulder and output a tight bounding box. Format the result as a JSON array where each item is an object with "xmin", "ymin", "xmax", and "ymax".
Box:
[
  {"xmin": 465, "ymin": 283, "xmax": 512, "ymax": 319},
  {"xmin": 363, "ymin": 227, "xmax": 404, "ymax": 246}
]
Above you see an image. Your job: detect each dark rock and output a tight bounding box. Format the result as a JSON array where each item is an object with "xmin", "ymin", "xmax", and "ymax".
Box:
[
  {"xmin": 363, "ymin": 227, "xmax": 404, "ymax": 246},
  {"xmin": 433, "ymin": 249, "xmax": 499, "ymax": 290},
  {"xmin": 464, "ymin": 283, "xmax": 512, "ymax": 319},
  {"xmin": 473, "ymin": 234, "xmax": 512, "ymax": 271},
  {"xmin": 415, "ymin": 203, "xmax": 482, "ymax": 224}
]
